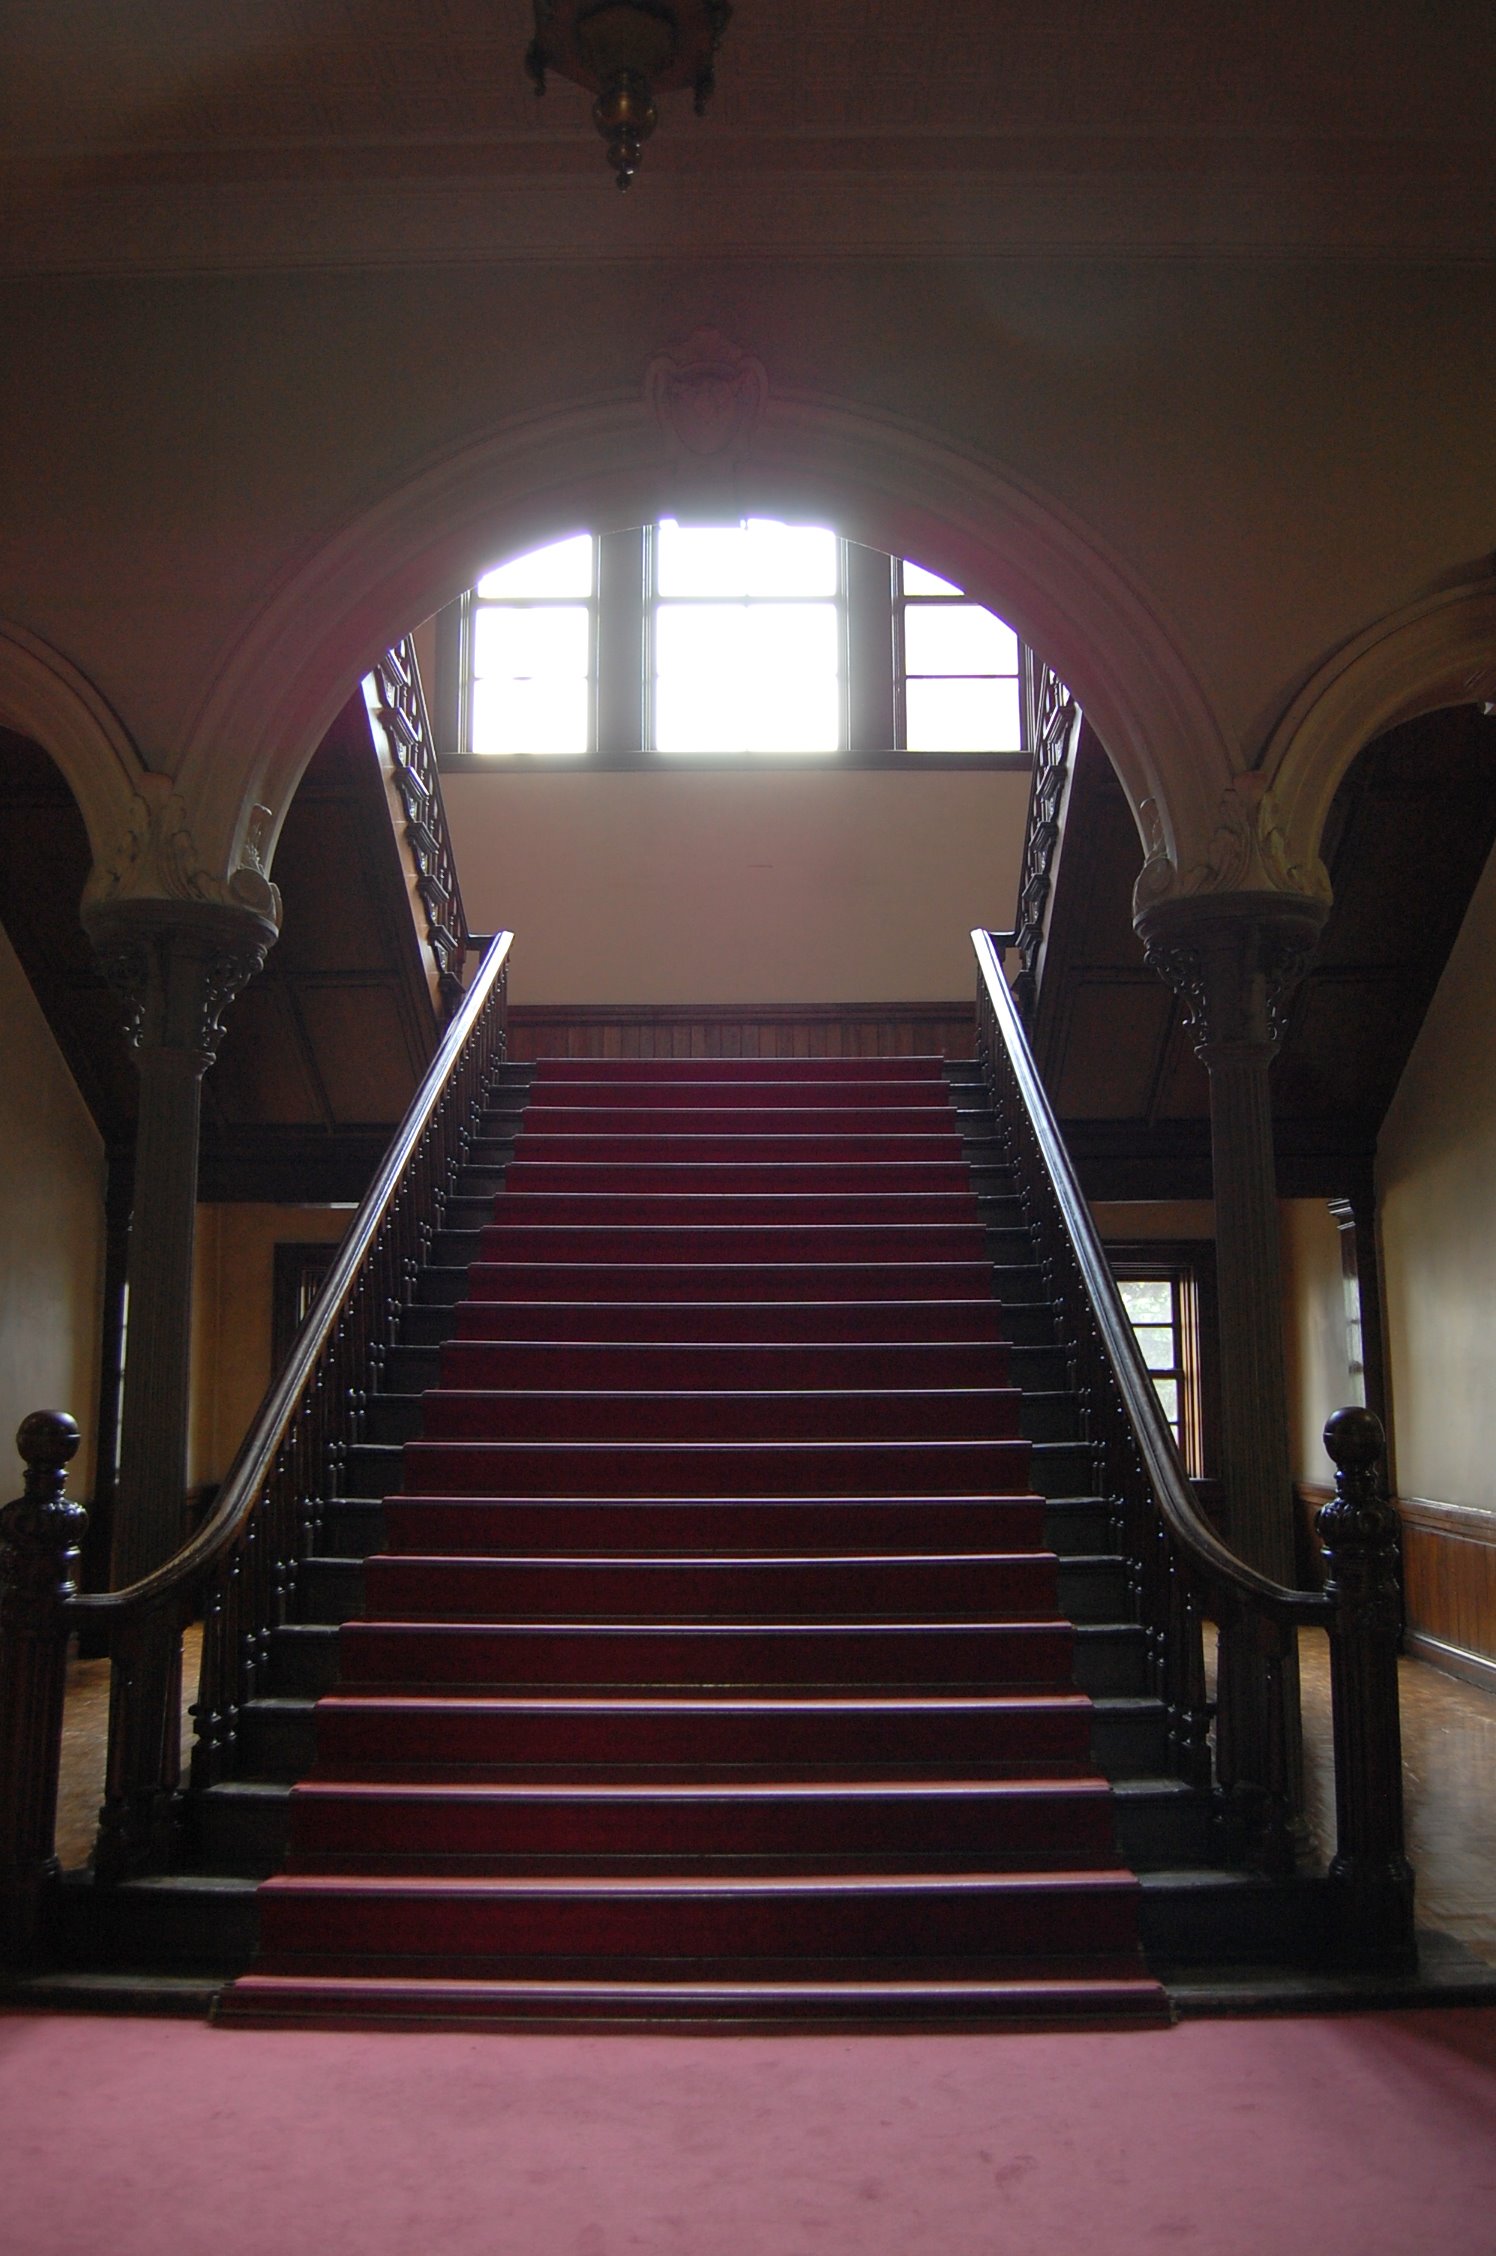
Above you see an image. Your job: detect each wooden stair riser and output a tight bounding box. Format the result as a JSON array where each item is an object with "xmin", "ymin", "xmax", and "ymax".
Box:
[
  {"xmin": 400, "ymin": 1439, "xmax": 1034, "ymax": 1497},
  {"xmin": 378, "ymin": 1497, "xmax": 1047, "ymax": 1556},
  {"xmin": 434, "ymin": 1340, "xmax": 1015, "ymax": 1392},
  {"xmin": 451, "ymin": 1299, "xmax": 1013, "ymax": 1345},
  {"xmin": 502, "ymin": 1163, "xmax": 982, "ymax": 1194},
  {"xmin": 252, "ymin": 1869, "xmax": 1144, "ymax": 1964},
  {"xmin": 517, "ymin": 1085, "xmax": 956, "ymax": 1112},
  {"xmin": 415, "ymin": 1387, "xmax": 1025, "ymax": 1445},
  {"xmin": 359, "ymin": 1552, "xmax": 1061, "ymax": 1622},
  {"xmin": 461, "ymin": 1260, "xmax": 998, "ymax": 1303},
  {"xmin": 307, "ymin": 1693, "xmax": 1098, "ymax": 1775},
  {"xmin": 474, "ymin": 1223, "xmax": 992, "ymax": 1262},
  {"xmin": 334, "ymin": 1621, "xmax": 1076, "ymax": 1691},
  {"xmin": 283, "ymin": 1779, "xmax": 1120, "ymax": 1868}
]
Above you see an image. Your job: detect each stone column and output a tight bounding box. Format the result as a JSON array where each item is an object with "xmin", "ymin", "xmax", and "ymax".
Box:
[
  {"xmin": 82, "ymin": 897, "xmax": 276, "ymax": 1588},
  {"xmin": 1136, "ymin": 888, "xmax": 1327, "ymax": 1864}
]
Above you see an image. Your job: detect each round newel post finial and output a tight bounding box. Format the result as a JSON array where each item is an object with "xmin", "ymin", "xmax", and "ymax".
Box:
[
  {"xmin": 16, "ymin": 1411, "xmax": 81, "ymax": 1480},
  {"xmin": 1323, "ymin": 1404, "xmax": 1383, "ymax": 1478}
]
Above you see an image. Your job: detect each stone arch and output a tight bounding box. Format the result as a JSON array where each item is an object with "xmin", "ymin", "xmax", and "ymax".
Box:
[
  {"xmin": 175, "ymin": 389, "xmax": 1238, "ymax": 891},
  {"xmin": 0, "ymin": 623, "xmax": 144, "ymax": 871},
  {"xmin": 1264, "ymin": 578, "xmax": 1496, "ymax": 879}
]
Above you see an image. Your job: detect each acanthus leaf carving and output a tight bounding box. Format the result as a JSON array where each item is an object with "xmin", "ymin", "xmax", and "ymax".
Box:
[
  {"xmin": 1182, "ymin": 774, "xmax": 1331, "ymax": 906},
  {"xmin": 84, "ymin": 774, "xmax": 282, "ymax": 926}
]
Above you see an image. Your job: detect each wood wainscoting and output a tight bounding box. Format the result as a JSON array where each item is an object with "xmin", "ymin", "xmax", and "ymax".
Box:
[
  {"xmin": 506, "ymin": 1002, "xmax": 978, "ymax": 1062},
  {"xmin": 1398, "ymin": 1497, "xmax": 1496, "ymax": 1694},
  {"xmin": 1297, "ymin": 1483, "xmax": 1496, "ymax": 1690}
]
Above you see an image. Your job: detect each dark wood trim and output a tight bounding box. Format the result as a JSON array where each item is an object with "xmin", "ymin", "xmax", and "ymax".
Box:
[
  {"xmin": 198, "ymin": 1128, "xmax": 391, "ymax": 1205},
  {"xmin": 506, "ymin": 1001, "xmax": 978, "ymax": 1061}
]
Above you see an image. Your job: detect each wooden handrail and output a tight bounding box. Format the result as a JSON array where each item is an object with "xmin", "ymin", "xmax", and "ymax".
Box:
[
  {"xmin": 71, "ymin": 932, "xmax": 512, "ymax": 1629},
  {"xmin": 974, "ymin": 928, "xmax": 1413, "ymax": 1954},
  {"xmin": 59, "ymin": 929, "xmax": 513, "ymax": 1878},
  {"xmin": 973, "ymin": 927, "xmax": 1329, "ymax": 1627}
]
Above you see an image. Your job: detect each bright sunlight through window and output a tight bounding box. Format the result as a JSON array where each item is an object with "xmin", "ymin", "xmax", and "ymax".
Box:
[{"xmin": 456, "ymin": 523, "xmax": 1028, "ymax": 765}]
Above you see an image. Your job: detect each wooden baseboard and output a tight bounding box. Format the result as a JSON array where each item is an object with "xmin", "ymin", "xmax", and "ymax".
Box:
[
  {"xmin": 1401, "ymin": 1630, "xmax": 1496, "ymax": 1697},
  {"xmin": 506, "ymin": 1001, "xmax": 977, "ymax": 1062}
]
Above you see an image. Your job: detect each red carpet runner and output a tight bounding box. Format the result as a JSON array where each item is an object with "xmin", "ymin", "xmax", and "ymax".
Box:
[{"xmin": 222, "ymin": 1057, "xmax": 1166, "ymax": 2028}]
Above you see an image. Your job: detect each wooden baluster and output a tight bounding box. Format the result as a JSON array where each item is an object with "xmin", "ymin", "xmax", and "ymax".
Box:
[
  {"xmin": 1318, "ymin": 1406, "xmax": 1416, "ymax": 1966},
  {"xmin": 93, "ymin": 1604, "xmax": 185, "ymax": 1882},
  {"xmin": 0, "ymin": 1412, "xmax": 86, "ymax": 1955}
]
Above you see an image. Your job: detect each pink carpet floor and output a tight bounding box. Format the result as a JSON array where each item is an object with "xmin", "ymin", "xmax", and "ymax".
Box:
[{"xmin": 3, "ymin": 2010, "xmax": 1494, "ymax": 2255}]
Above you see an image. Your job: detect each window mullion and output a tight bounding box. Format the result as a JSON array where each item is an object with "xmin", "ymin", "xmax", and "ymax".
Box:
[
  {"xmin": 846, "ymin": 541, "xmax": 894, "ymax": 758},
  {"xmin": 597, "ymin": 528, "xmax": 644, "ymax": 761}
]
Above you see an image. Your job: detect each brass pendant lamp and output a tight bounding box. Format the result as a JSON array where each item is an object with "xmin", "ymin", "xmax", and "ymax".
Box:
[{"xmin": 526, "ymin": 1, "xmax": 732, "ymax": 190}]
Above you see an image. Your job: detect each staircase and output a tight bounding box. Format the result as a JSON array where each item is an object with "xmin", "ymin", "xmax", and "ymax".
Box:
[{"xmin": 206, "ymin": 1055, "xmax": 1167, "ymax": 2028}]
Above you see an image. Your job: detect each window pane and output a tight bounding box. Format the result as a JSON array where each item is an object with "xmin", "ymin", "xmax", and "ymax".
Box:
[
  {"xmin": 471, "ymin": 674, "xmax": 588, "ymax": 756},
  {"xmin": 656, "ymin": 519, "xmax": 837, "ymax": 599},
  {"xmin": 905, "ymin": 674, "xmax": 1021, "ymax": 752},
  {"xmin": 473, "ymin": 605, "xmax": 590, "ymax": 680},
  {"xmin": 743, "ymin": 520, "xmax": 837, "ymax": 598},
  {"xmin": 1119, "ymin": 1280, "xmax": 1172, "ymax": 1325},
  {"xmin": 656, "ymin": 604, "xmax": 839, "ymax": 754},
  {"xmin": 905, "ymin": 605, "xmax": 1018, "ymax": 676},
  {"xmin": 1134, "ymin": 1325, "xmax": 1177, "ymax": 1373},
  {"xmin": 477, "ymin": 534, "xmax": 594, "ymax": 599},
  {"xmin": 1152, "ymin": 1378, "xmax": 1180, "ymax": 1424},
  {"xmin": 656, "ymin": 522, "xmax": 749, "ymax": 598},
  {"xmin": 657, "ymin": 601, "xmax": 838, "ymax": 680},
  {"xmin": 903, "ymin": 561, "xmax": 963, "ymax": 596}
]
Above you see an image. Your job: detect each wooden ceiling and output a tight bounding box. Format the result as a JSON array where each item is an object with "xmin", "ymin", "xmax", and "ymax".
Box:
[
  {"xmin": 0, "ymin": 693, "xmax": 441, "ymax": 1202},
  {"xmin": 1030, "ymin": 705, "xmax": 1496, "ymax": 1201}
]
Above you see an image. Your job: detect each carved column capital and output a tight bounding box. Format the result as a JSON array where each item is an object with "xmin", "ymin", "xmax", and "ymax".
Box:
[
  {"xmin": 82, "ymin": 895, "xmax": 277, "ymax": 1068},
  {"xmin": 1135, "ymin": 889, "xmax": 1328, "ymax": 1067}
]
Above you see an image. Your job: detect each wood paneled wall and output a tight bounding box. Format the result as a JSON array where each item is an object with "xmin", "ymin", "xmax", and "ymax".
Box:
[
  {"xmin": 1399, "ymin": 1498, "xmax": 1496, "ymax": 1692},
  {"xmin": 506, "ymin": 1003, "xmax": 977, "ymax": 1061}
]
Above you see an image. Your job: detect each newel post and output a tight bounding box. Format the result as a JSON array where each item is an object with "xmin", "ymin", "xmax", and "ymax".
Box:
[
  {"xmin": 0, "ymin": 1413, "xmax": 86, "ymax": 1957},
  {"xmin": 1318, "ymin": 1406, "xmax": 1415, "ymax": 1966}
]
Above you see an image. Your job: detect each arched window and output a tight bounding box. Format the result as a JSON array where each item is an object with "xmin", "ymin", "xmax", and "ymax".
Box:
[{"xmin": 433, "ymin": 521, "xmax": 1033, "ymax": 770}]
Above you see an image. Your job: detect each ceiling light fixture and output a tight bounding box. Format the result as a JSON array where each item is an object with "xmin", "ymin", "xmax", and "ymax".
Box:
[{"xmin": 526, "ymin": 1, "xmax": 732, "ymax": 191}]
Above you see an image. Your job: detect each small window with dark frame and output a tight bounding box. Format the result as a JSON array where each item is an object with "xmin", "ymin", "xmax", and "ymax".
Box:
[{"xmin": 1112, "ymin": 1262, "xmax": 1209, "ymax": 1479}]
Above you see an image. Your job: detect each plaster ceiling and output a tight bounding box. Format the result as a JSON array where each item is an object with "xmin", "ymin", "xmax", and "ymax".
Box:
[{"xmin": 3, "ymin": 1, "xmax": 1493, "ymax": 270}]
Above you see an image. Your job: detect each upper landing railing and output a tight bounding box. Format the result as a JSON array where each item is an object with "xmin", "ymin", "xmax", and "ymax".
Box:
[
  {"xmin": 365, "ymin": 637, "xmax": 471, "ymax": 1020},
  {"xmin": 0, "ymin": 931, "xmax": 514, "ymax": 1952},
  {"xmin": 972, "ymin": 926, "xmax": 1414, "ymax": 1968}
]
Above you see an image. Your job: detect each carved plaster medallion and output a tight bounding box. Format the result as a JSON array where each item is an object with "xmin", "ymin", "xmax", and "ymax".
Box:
[{"xmin": 646, "ymin": 328, "xmax": 768, "ymax": 461}]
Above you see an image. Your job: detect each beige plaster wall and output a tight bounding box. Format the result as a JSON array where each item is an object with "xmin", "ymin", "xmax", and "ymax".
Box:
[
  {"xmin": 444, "ymin": 768, "xmax": 1029, "ymax": 1005},
  {"xmin": 3, "ymin": 260, "xmax": 1494, "ymax": 785},
  {"xmin": 1280, "ymin": 1198, "xmax": 1348, "ymax": 1488},
  {"xmin": 1379, "ymin": 843, "xmax": 1496, "ymax": 1514},
  {"xmin": 0, "ymin": 926, "xmax": 105, "ymax": 1496},
  {"xmin": 190, "ymin": 1204, "xmax": 352, "ymax": 1490}
]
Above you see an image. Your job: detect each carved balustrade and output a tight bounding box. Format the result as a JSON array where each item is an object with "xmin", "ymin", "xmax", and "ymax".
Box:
[
  {"xmin": 972, "ymin": 928, "xmax": 1413, "ymax": 1963},
  {"xmin": 0, "ymin": 934, "xmax": 512, "ymax": 1927},
  {"xmin": 367, "ymin": 639, "xmax": 471, "ymax": 1018}
]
